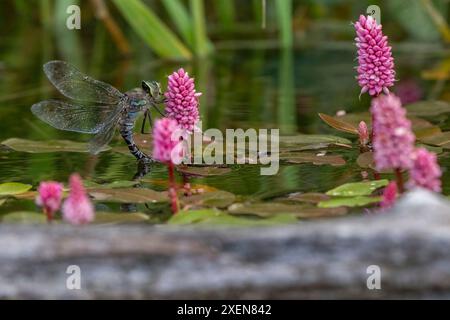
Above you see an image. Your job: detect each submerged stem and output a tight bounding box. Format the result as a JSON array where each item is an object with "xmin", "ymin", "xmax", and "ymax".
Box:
[
  {"xmin": 168, "ymin": 162, "xmax": 179, "ymax": 214},
  {"xmin": 395, "ymin": 168, "xmax": 404, "ymax": 193}
]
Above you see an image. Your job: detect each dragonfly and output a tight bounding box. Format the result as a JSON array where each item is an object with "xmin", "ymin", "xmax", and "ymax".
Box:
[{"xmin": 31, "ymin": 61, "xmax": 165, "ymax": 162}]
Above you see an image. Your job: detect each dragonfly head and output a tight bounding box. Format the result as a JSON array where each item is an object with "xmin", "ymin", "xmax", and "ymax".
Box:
[{"xmin": 142, "ymin": 80, "xmax": 164, "ymax": 103}]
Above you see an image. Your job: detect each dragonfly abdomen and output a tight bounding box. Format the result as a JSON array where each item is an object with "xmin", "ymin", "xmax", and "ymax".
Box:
[{"xmin": 119, "ymin": 109, "xmax": 151, "ymax": 161}]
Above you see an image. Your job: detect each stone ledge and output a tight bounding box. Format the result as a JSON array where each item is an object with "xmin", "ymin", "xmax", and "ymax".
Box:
[{"xmin": 0, "ymin": 189, "xmax": 449, "ymax": 299}]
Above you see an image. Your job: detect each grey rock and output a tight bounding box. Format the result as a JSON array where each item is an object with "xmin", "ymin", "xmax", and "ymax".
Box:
[{"xmin": 0, "ymin": 188, "xmax": 449, "ymax": 299}]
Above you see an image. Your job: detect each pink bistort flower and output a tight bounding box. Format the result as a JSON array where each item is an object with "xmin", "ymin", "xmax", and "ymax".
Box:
[
  {"xmin": 371, "ymin": 94, "xmax": 415, "ymax": 172},
  {"xmin": 354, "ymin": 15, "xmax": 395, "ymax": 97},
  {"xmin": 62, "ymin": 174, "xmax": 94, "ymax": 225},
  {"xmin": 165, "ymin": 68, "xmax": 201, "ymax": 133},
  {"xmin": 406, "ymin": 148, "xmax": 442, "ymax": 192},
  {"xmin": 152, "ymin": 118, "xmax": 182, "ymax": 164},
  {"xmin": 36, "ymin": 181, "xmax": 64, "ymax": 221},
  {"xmin": 380, "ymin": 181, "xmax": 397, "ymax": 209}
]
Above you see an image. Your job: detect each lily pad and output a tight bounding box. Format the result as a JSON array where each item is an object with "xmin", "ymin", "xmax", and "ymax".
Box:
[
  {"xmin": 88, "ymin": 188, "xmax": 168, "ymax": 203},
  {"xmin": 419, "ymin": 132, "xmax": 450, "ymax": 149},
  {"xmin": 280, "ymin": 152, "xmax": 346, "ymax": 166},
  {"xmin": 326, "ymin": 180, "xmax": 389, "ymax": 197},
  {"xmin": 94, "ymin": 212, "xmax": 149, "ymax": 224},
  {"xmin": 228, "ymin": 202, "xmax": 348, "ymax": 219},
  {"xmin": 406, "ymin": 101, "xmax": 450, "ymax": 117},
  {"xmin": 1, "ymin": 211, "xmax": 47, "ymax": 223},
  {"xmin": 1, "ymin": 138, "xmax": 110, "ymax": 153},
  {"xmin": 318, "ymin": 196, "xmax": 381, "ymax": 208},
  {"xmin": 168, "ymin": 209, "xmax": 297, "ymax": 226},
  {"xmin": 0, "ymin": 182, "xmax": 32, "ymax": 196},
  {"xmin": 84, "ymin": 180, "xmax": 139, "ymax": 189},
  {"xmin": 318, "ymin": 113, "xmax": 359, "ymax": 135},
  {"xmin": 0, "ymin": 199, "xmax": 6, "ymax": 206},
  {"xmin": 356, "ymin": 152, "xmax": 375, "ymax": 169},
  {"xmin": 282, "ymin": 192, "xmax": 330, "ymax": 203},
  {"xmin": 181, "ymin": 190, "xmax": 236, "ymax": 208},
  {"xmin": 279, "ymin": 134, "xmax": 352, "ymax": 145},
  {"xmin": 177, "ymin": 165, "xmax": 232, "ymax": 177}
]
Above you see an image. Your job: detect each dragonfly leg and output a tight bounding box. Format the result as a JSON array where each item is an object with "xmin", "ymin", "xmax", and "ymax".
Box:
[
  {"xmin": 147, "ymin": 109, "xmax": 153, "ymax": 127},
  {"xmin": 153, "ymin": 105, "xmax": 166, "ymax": 117},
  {"xmin": 140, "ymin": 109, "xmax": 148, "ymax": 134}
]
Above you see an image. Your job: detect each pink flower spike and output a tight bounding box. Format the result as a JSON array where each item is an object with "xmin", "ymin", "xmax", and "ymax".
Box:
[
  {"xmin": 152, "ymin": 118, "xmax": 182, "ymax": 164},
  {"xmin": 370, "ymin": 93, "xmax": 415, "ymax": 172},
  {"xmin": 354, "ymin": 15, "xmax": 395, "ymax": 97},
  {"xmin": 358, "ymin": 121, "xmax": 369, "ymax": 146},
  {"xmin": 165, "ymin": 68, "xmax": 201, "ymax": 133},
  {"xmin": 36, "ymin": 181, "xmax": 63, "ymax": 221},
  {"xmin": 62, "ymin": 174, "xmax": 94, "ymax": 225},
  {"xmin": 406, "ymin": 148, "xmax": 442, "ymax": 192},
  {"xmin": 380, "ymin": 181, "xmax": 397, "ymax": 209}
]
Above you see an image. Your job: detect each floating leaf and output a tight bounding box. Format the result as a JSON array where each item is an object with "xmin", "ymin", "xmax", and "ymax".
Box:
[
  {"xmin": 326, "ymin": 180, "xmax": 389, "ymax": 197},
  {"xmin": 406, "ymin": 101, "xmax": 450, "ymax": 117},
  {"xmin": 1, "ymin": 138, "xmax": 110, "ymax": 153},
  {"xmin": 11, "ymin": 191, "xmax": 38, "ymax": 200},
  {"xmin": 177, "ymin": 165, "xmax": 232, "ymax": 177},
  {"xmin": 181, "ymin": 190, "xmax": 236, "ymax": 208},
  {"xmin": 414, "ymin": 126, "xmax": 442, "ymax": 140},
  {"xmin": 318, "ymin": 196, "xmax": 381, "ymax": 208},
  {"xmin": 0, "ymin": 199, "xmax": 6, "ymax": 206},
  {"xmin": 356, "ymin": 152, "xmax": 375, "ymax": 169},
  {"xmin": 84, "ymin": 180, "xmax": 139, "ymax": 189},
  {"xmin": 1, "ymin": 211, "xmax": 47, "ymax": 224},
  {"xmin": 94, "ymin": 212, "xmax": 149, "ymax": 224},
  {"xmin": 88, "ymin": 188, "xmax": 167, "ymax": 203},
  {"xmin": 280, "ymin": 152, "xmax": 346, "ymax": 166},
  {"xmin": 228, "ymin": 202, "xmax": 348, "ymax": 219},
  {"xmin": 417, "ymin": 143, "xmax": 443, "ymax": 154},
  {"xmin": 0, "ymin": 182, "xmax": 32, "ymax": 196},
  {"xmin": 283, "ymin": 192, "xmax": 330, "ymax": 203},
  {"xmin": 168, "ymin": 209, "xmax": 297, "ymax": 226},
  {"xmin": 419, "ymin": 131, "xmax": 450, "ymax": 149},
  {"xmin": 318, "ymin": 113, "xmax": 359, "ymax": 135},
  {"xmin": 279, "ymin": 134, "xmax": 352, "ymax": 145}
]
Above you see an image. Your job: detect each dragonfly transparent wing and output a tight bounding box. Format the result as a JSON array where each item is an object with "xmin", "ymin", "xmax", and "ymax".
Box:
[
  {"xmin": 44, "ymin": 61, "xmax": 124, "ymax": 104},
  {"xmin": 31, "ymin": 100, "xmax": 123, "ymax": 134},
  {"xmin": 88, "ymin": 112, "xmax": 122, "ymax": 154}
]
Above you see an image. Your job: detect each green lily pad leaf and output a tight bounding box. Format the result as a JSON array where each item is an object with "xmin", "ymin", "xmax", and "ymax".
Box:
[
  {"xmin": 1, "ymin": 138, "xmax": 110, "ymax": 153},
  {"xmin": 1, "ymin": 211, "xmax": 47, "ymax": 223},
  {"xmin": 84, "ymin": 180, "xmax": 139, "ymax": 189},
  {"xmin": 326, "ymin": 180, "xmax": 389, "ymax": 197},
  {"xmin": 280, "ymin": 152, "xmax": 346, "ymax": 166},
  {"xmin": 318, "ymin": 196, "xmax": 381, "ymax": 208},
  {"xmin": 318, "ymin": 113, "xmax": 359, "ymax": 135},
  {"xmin": 414, "ymin": 126, "xmax": 442, "ymax": 140},
  {"xmin": 228, "ymin": 202, "xmax": 348, "ymax": 219},
  {"xmin": 94, "ymin": 212, "xmax": 149, "ymax": 224},
  {"xmin": 406, "ymin": 101, "xmax": 450, "ymax": 117},
  {"xmin": 279, "ymin": 134, "xmax": 352, "ymax": 145},
  {"xmin": 88, "ymin": 188, "xmax": 168, "ymax": 203},
  {"xmin": 356, "ymin": 151, "xmax": 375, "ymax": 169},
  {"xmin": 169, "ymin": 209, "xmax": 297, "ymax": 226},
  {"xmin": 419, "ymin": 131, "xmax": 450, "ymax": 149},
  {"xmin": 177, "ymin": 165, "xmax": 232, "ymax": 177},
  {"xmin": 168, "ymin": 209, "xmax": 222, "ymax": 224},
  {"xmin": 181, "ymin": 190, "xmax": 236, "ymax": 208},
  {"xmin": 0, "ymin": 199, "xmax": 6, "ymax": 206},
  {"xmin": 283, "ymin": 192, "xmax": 330, "ymax": 203},
  {"xmin": 0, "ymin": 182, "xmax": 32, "ymax": 196}
]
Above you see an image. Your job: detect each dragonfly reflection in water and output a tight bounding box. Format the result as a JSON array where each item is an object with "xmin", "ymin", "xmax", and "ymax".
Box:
[{"xmin": 31, "ymin": 61, "xmax": 165, "ymax": 162}]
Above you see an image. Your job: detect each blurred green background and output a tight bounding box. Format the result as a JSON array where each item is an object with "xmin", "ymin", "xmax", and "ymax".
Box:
[{"xmin": 0, "ymin": 0, "xmax": 450, "ymax": 213}]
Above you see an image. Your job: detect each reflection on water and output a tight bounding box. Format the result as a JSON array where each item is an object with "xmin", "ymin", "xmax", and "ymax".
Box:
[{"xmin": 1, "ymin": 36, "xmax": 449, "ymax": 214}]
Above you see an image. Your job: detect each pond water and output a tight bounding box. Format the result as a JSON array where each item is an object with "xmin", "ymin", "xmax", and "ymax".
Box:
[{"xmin": 1, "ymin": 38, "xmax": 449, "ymax": 220}]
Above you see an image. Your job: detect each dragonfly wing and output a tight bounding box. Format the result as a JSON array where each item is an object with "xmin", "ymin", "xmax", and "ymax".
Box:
[
  {"xmin": 44, "ymin": 61, "xmax": 124, "ymax": 104},
  {"xmin": 88, "ymin": 112, "xmax": 122, "ymax": 154},
  {"xmin": 31, "ymin": 100, "xmax": 123, "ymax": 134}
]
